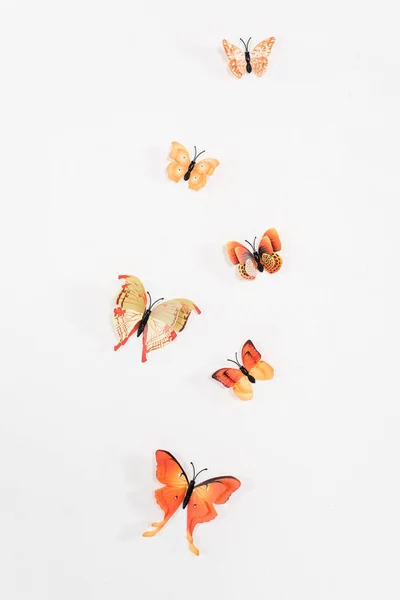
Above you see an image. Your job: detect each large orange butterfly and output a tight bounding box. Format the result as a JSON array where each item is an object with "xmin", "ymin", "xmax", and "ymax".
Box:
[
  {"xmin": 167, "ymin": 142, "xmax": 220, "ymax": 191},
  {"xmin": 143, "ymin": 450, "xmax": 241, "ymax": 556},
  {"xmin": 113, "ymin": 275, "xmax": 200, "ymax": 362},
  {"xmin": 212, "ymin": 340, "xmax": 274, "ymax": 401},
  {"xmin": 222, "ymin": 37, "xmax": 275, "ymax": 79},
  {"xmin": 226, "ymin": 228, "xmax": 282, "ymax": 280}
]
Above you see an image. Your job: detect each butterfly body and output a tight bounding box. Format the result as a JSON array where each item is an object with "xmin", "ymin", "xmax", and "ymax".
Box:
[
  {"xmin": 183, "ymin": 160, "xmax": 196, "ymax": 181},
  {"xmin": 182, "ymin": 479, "xmax": 195, "ymax": 509},
  {"xmin": 212, "ymin": 340, "xmax": 274, "ymax": 401},
  {"xmin": 113, "ymin": 275, "xmax": 200, "ymax": 362},
  {"xmin": 244, "ymin": 50, "xmax": 252, "ymax": 73},
  {"xmin": 167, "ymin": 142, "xmax": 219, "ymax": 191},
  {"xmin": 136, "ymin": 308, "xmax": 151, "ymax": 337},
  {"xmin": 239, "ymin": 365, "xmax": 256, "ymax": 383},
  {"xmin": 226, "ymin": 228, "xmax": 282, "ymax": 280},
  {"xmin": 222, "ymin": 37, "xmax": 275, "ymax": 79},
  {"xmin": 143, "ymin": 450, "xmax": 241, "ymax": 555}
]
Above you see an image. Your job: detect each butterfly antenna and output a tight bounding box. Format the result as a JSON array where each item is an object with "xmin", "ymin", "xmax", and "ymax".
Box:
[
  {"xmin": 190, "ymin": 462, "xmax": 196, "ymax": 480},
  {"xmin": 227, "ymin": 355, "xmax": 241, "ymax": 367},
  {"xmin": 194, "ymin": 147, "xmax": 205, "ymax": 161},
  {"xmin": 147, "ymin": 291, "xmax": 152, "ymax": 307},
  {"xmin": 150, "ymin": 296, "xmax": 165, "ymax": 309},
  {"xmin": 244, "ymin": 239, "xmax": 256, "ymax": 252},
  {"xmin": 247, "ymin": 37, "xmax": 252, "ymax": 50},
  {"xmin": 253, "ymin": 236, "xmax": 257, "ymax": 249},
  {"xmin": 194, "ymin": 467, "xmax": 208, "ymax": 481},
  {"xmin": 240, "ymin": 37, "xmax": 247, "ymax": 50}
]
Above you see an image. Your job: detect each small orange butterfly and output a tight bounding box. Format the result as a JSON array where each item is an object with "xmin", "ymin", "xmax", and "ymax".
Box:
[
  {"xmin": 167, "ymin": 141, "xmax": 220, "ymax": 191},
  {"xmin": 143, "ymin": 450, "xmax": 241, "ymax": 556},
  {"xmin": 226, "ymin": 228, "xmax": 283, "ymax": 280},
  {"xmin": 222, "ymin": 37, "xmax": 275, "ymax": 79},
  {"xmin": 212, "ymin": 340, "xmax": 274, "ymax": 401},
  {"xmin": 113, "ymin": 275, "xmax": 200, "ymax": 362}
]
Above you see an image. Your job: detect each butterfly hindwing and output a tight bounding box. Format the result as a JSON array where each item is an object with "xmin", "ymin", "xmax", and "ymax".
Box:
[
  {"xmin": 143, "ymin": 450, "xmax": 189, "ymax": 538},
  {"xmin": 187, "ymin": 476, "xmax": 241, "ymax": 555},
  {"xmin": 188, "ymin": 159, "xmax": 220, "ymax": 191},
  {"xmin": 113, "ymin": 275, "xmax": 147, "ymax": 351}
]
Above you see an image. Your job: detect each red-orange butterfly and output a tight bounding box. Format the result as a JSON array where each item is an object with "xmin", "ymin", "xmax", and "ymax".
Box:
[
  {"xmin": 226, "ymin": 228, "xmax": 282, "ymax": 280},
  {"xmin": 113, "ymin": 275, "xmax": 200, "ymax": 362},
  {"xmin": 222, "ymin": 37, "xmax": 275, "ymax": 79},
  {"xmin": 143, "ymin": 450, "xmax": 241, "ymax": 556},
  {"xmin": 212, "ymin": 340, "xmax": 274, "ymax": 401}
]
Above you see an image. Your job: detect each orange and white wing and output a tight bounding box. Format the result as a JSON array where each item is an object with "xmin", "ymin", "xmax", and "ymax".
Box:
[
  {"xmin": 188, "ymin": 159, "xmax": 220, "ymax": 191},
  {"xmin": 222, "ymin": 39, "xmax": 246, "ymax": 79},
  {"xmin": 143, "ymin": 450, "xmax": 189, "ymax": 538},
  {"xmin": 260, "ymin": 228, "xmax": 283, "ymax": 273},
  {"xmin": 242, "ymin": 339, "xmax": 274, "ymax": 381},
  {"xmin": 113, "ymin": 275, "xmax": 146, "ymax": 351},
  {"xmin": 167, "ymin": 141, "xmax": 191, "ymax": 182},
  {"xmin": 141, "ymin": 299, "xmax": 201, "ymax": 362},
  {"xmin": 187, "ymin": 476, "xmax": 241, "ymax": 555},
  {"xmin": 250, "ymin": 37, "xmax": 275, "ymax": 77},
  {"xmin": 212, "ymin": 367, "xmax": 254, "ymax": 401}
]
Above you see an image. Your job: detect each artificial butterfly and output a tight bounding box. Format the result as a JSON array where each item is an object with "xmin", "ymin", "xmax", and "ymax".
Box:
[
  {"xmin": 226, "ymin": 228, "xmax": 282, "ymax": 280},
  {"xmin": 113, "ymin": 275, "xmax": 200, "ymax": 362},
  {"xmin": 167, "ymin": 141, "xmax": 220, "ymax": 191},
  {"xmin": 143, "ymin": 450, "xmax": 241, "ymax": 556},
  {"xmin": 212, "ymin": 340, "xmax": 274, "ymax": 401},
  {"xmin": 222, "ymin": 37, "xmax": 275, "ymax": 79}
]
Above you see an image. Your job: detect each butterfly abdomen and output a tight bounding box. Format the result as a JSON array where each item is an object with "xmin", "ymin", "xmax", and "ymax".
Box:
[
  {"xmin": 240, "ymin": 365, "xmax": 256, "ymax": 384},
  {"xmin": 245, "ymin": 51, "xmax": 252, "ymax": 73},
  {"xmin": 184, "ymin": 161, "xmax": 196, "ymax": 181},
  {"xmin": 261, "ymin": 252, "xmax": 283, "ymax": 274},
  {"xmin": 182, "ymin": 480, "xmax": 195, "ymax": 509},
  {"xmin": 137, "ymin": 309, "xmax": 151, "ymax": 337},
  {"xmin": 253, "ymin": 251, "xmax": 264, "ymax": 272}
]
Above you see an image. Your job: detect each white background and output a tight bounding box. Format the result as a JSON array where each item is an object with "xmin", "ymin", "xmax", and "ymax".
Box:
[{"xmin": 1, "ymin": 0, "xmax": 399, "ymax": 598}]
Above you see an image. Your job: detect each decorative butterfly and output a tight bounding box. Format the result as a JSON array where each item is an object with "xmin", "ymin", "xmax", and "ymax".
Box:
[
  {"xmin": 226, "ymin": 228, "xmax": 282, "ymax": 280},
  {"xmin": 222, "ymin": 37, "xmax": 275, "ymax": 79},
  {"xmin": 113, "ymin": 275, "xmax": 200, "ymax": 363},
  {"xmin": 143, "ymin": 450, "xmax": 241, "ymax": 556},
  {"xmin": 167, "ymin": 141, "xmax": 220, "ymax": 191},
  {"xmin": 212, "ymin": 340, "xmax": 274, "ymax": 401}
]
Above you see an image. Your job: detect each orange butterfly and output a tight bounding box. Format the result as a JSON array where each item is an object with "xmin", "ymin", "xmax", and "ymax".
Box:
[
  {"xmin": 222, "ymin": 37, "xmax": 275, "ymax": 79},
  {"xmin": 167, "ymin": 141, "xmax": 220, "ymax": 191},
  {"xmin": 226, "ymin": 228, "xmax": 282, "ymax": 280},
  {"xmin": 113, "ymin": 275, "xmax": 200, "ymax": 362},
  {"xmin": 143, "ymin": 450, "xmax": 241, "ymax": 556},
  {"xmin": 212, "ymin": 340, "xmax": 274, "ymax": 401}
]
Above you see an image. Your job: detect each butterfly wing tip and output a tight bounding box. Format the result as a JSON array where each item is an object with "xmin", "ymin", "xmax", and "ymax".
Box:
[
  {"xmin": 194, "ymin": 305, "xmax": 201, "ymax": 314},
  {"xmin": 118, "ymin": 274, "xmax": 129, "ymax": 279}
]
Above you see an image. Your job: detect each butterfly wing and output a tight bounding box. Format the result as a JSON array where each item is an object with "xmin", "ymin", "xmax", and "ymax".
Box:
[
  {"xmin": 188, "ymin": 158, "xmax": 220, "ymax": 191},
  {"xmin": 187, "ymin": 476, "xmax": 241, "ymax": 555},
  {"xmin": 113, "ymin": 275, "xmax": 147, "ymax": 351},
  {"xmin": 250, "ymin": 37, "xmax": 275, "ymax": 77},
  {"xmin": 141, "ymin": 299, "xmax": 201, "ymax": 362},
  {"xmin": 212, "ymin": 368, "xmax": 253, "ymax": 401},
  {"xmin": 143, "ymin": 450, "xmax": 189, "ymax": 538},
  {"xmin": 260, "ymin": 228, "xmax": 283, "ymax": 273},
  {"xmin": 262, "ymin": 227, "xmax": 281, "ymax": 251},
  {"xmin": 167, "ymin": 141, "xmax": 191, "ymax": 183},
  {"xmin": 242, "ymin": 339, "xmax": 274, "ymax": 381},
  {"xmin": 222, "ymin": 39, "xmax": 246, "ymax": 79},
  {"xmin": 231, "ymin": 243, "xmax": 258, "ymax": 280},
  {"xmin": 258, "ymin": 235, "xmax": 273, "ymax": 256}
]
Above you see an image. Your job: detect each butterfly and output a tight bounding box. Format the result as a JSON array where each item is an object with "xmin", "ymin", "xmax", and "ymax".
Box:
[
  {"xmin": 113, "ymin": 275, "xmax": 200, "ymax": 363},
  {"xmin": 167, "ymin": 141, "xmax": 220, "ymax": 191},
  {"xmin": 143, "ymin": 450, "xmax": 241, "ymax": 556},
  {"xmin": 222, "ymin": 37, "xmax": 275, "ymax": 79},
  {"xmin": 212, "ymin": 340, "xmax": 274, "ymax": 401},
  {"xmin": 226, "ymin": 228, "xmax": 282, "ymax": 280}
]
